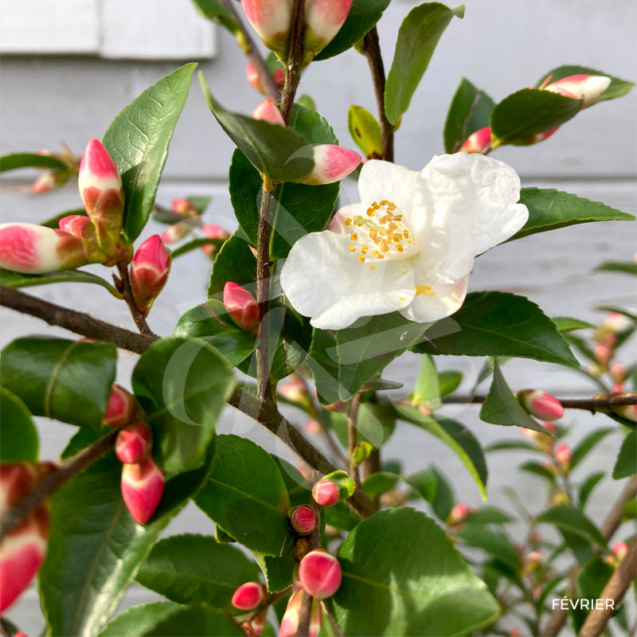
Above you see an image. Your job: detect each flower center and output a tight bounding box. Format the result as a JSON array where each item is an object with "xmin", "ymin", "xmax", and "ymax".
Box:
[{"xmin": 344, "ymin": 200, "xmax": 417, "ymax": 263}]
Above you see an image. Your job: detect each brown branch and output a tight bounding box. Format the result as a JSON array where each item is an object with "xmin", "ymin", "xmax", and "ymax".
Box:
[
  {"xmin": 348, "ymin": 396, "xmax": 361, "ymax": 489},
  {"xmin": 579, "ymin": 539, "xmax": 637, "ymax": 637},
  {"xmin": 279, "ymin": 0, "xmax": 307, "ymax": 123},
  {"xmin": 439, "ymin": 395, "xmax": 637, "ymax": 411},
  {"xmin": 0, "ymin": 430, "xmax": 119, "ymax": 542},
  {"xmin": 244, "ymin": 584, "xmax": 293, "ymax": 624},
  {"xmin": 115, "ymin": 261, "xmax": 155, "ymax": 337},
  {"xmin": 363, "ymin": 27, "xmax": 394, "ymax": 162}
]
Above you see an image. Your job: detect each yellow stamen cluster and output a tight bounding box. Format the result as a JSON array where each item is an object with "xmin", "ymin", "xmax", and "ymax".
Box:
[{"xmin": 416, "ymin": 285, "xmax": 436, "ymax": 297}]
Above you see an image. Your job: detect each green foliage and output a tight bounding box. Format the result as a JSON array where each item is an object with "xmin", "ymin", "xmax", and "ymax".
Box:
[
  {"xmin": 613, "ymin": 430, "xmax": 637, "ymax": 479},
  {"xmin": 0, "ymin": 268, "xmax": 122, "ymax": 297},
  {"xmin": 571, "ymin": 428, "xmax": 615, "ymax": 469},
  {"xmin": 172, "ymin": 238, "xmax": 225, "ymax": 258},
  {"xmin": 594, "ymin": 260, "xmax": 637, "ymax": 276},
  {"xmin": 191, "ymin": 0, "xmax": 239, "ymax": 35},
  {"xmin": 0, "ymin": 387, "xmax": 39, "ymax": 461},
  {"xmin": 535, "ymin": 506, "xmax": 607, "ymax": 549},
  {"xmin": 348, "ymin": 105, "xmax": 383, "ymax": 158},
  {"xmin": 0, "ymin": 152, "xmax": 70, "ymax": 172},
  {"xmin": 457, "ymin": 525, "xmax": 521, "ymax": 571}
]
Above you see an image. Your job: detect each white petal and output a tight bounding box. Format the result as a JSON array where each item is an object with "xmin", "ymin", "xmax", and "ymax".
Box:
[
  {"xmin": 399, "ymin": 274, "xmax": 470, "ymax": 323},
  {"xmin": 328, "ymin": 203, "xmax": 366, "ymax": 234},
  {"xmin": 418, "ymin": 153, "xmax": 529, "ymax": 256},
  {"xmin": 357, "ymin": 160, "xmax": 420, "ymax": 217},
  {"xmin": 280, "ymin": 231, "xmax": 415, "ymax": 330}
]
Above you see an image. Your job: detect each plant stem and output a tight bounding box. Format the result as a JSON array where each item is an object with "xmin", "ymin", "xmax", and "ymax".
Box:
[
  {"xmin": 297, "ymin": 494, "xmax": 321, "ymax": 637},
  {"xmin": 279, "ymin": 0, "xmax": 307, "ymax": 123},
  {"xmin": 244, "ymin": 585, "xmax": 293, "ymax": 623},
  {"xmin": 115, "ymin": 261, "xmax": 155, "ymax": 337},
  {"xmin": 438, "ymin": 394, "xmax": 637, "ymax": 412},
  {"xmin": 348, "ymin": 396, "xmax": 361, "ymax": 488}
]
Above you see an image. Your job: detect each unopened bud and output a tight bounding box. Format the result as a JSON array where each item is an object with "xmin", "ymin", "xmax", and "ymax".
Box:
[
  {"xmin": 240, "ymin": 0, "xmax": 292, "ymax": 58},
  {"xmin": 612, "ymin": 541, "xmax": 628, "ymax": 561},
  {"xmin": 298, "ymin": 145, "xmax": 361, "ymax": 186},
  {"xmin": 555, "ymin": 443, "xmax": 572, "ymax": 470},
  {"xmin": 603, "ymin": 312, "xmax": 632, "ymax": 334},
  {"xmin": 447, "ymin": 503, "xmax": 477, "ymax": 527},
  {"xmin": 231, "ymin": 581, "xmax": 267, "ymax": 610},
  {"xmin": 201, "ymin": 224, "xmax": 231, "ymax": 258},
  {"xmin": 594, "ymin": 342, "xmax": 613, "ymax": 368},
  {"xmin": 298, "ymin": 549, "xmax": 342, "ymax": 599},
  {"xmin": 293, "ymin": 536, "xmax": 311, "ymax": 563},
  {"xmin": 289, "ymin": 504, "xmax": 317, "ymax": 535},
  {"xmin": 279, "ymin": 376, "xmax": 310, "ymax": 405},
  {"xmin": 115, "ymin": 422, "xmax": 152, "ymax": 465},
  {"xmin": 312, "ymin": 470, "xmax": 354, "ymax": 507},
  {"xmin": 32, "ymin": 170, "xmax": 68, "ymax": 194},
  {"xmin": 611, "ymin": 362, "xmax": 626, "ymax": 384},
  {"xmin": 279, "ymin": 590, "xmax": 322, "ymax": 637},
  {"xmin": 459, "ymin": 127, "xmax": 492, "ymax": 155},
  {"xmin": 545, "ymin": 74, "xmax": 611, "ymax": 108},
  {"xmin": 223, "ymin": 282, "xmax": 260, "ymax": 333},
  {"xmin": 304, "ymin": 0, "xmax": 353, "ymax": 61},
  {"xmin": 252, "ymin": 99, "xmax": 286, "ymax": 126},
  {"xmin": 525, "ymin": 550, "xmax": 544, "ymax": 570},
  {"xmin": 103, "ymin": 384, "xmax": 137, "ymax": 428},
  {"xmin": 121, "ymin": 456, "xmax": 165, "ymax": 524},
  {"xmin": 304, "ymin": 419, "xmax": 321, "ymax": 435},
  {"xmin": 171, "ymin": 198, "xmax": 199, "ymax": 217},
  {"xmin": 246, "ymin": 63, "xmax": 285, "ymax": 93},
  {"xmin": 352, "ymin": 441, "xmax": 373, "ymax": 467},
  {"xmin": 250, "ymin": 610, "xmax": 267, "ymax": 636},
  {"xmin": 518, "ymin": 390, "xmax": 564, "ymax": 421},
  {"xmin": 161, "ymin": 220, "xmax": 196, "ymax": 245},
  {"xmin": 610, "ymin": 393, "xmax": 637, "ymax": 422},
  {"xmin": 130, "ymin": 235, "xmax": 172, "ymax": 317},
  {"xmin": 510, "ymin": 628, "xmax": 521, "ymax": 637}
]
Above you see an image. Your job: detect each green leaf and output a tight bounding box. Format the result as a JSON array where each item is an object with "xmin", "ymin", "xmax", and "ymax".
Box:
[
  {"xmin": 480, "ymin": 361, "xmax": 547, "ymax": 433},
  {"xmin": 191, "ymin": 0, "xmax": 240, "ymax": 35},
  {"xmin": 509, "ymin": 188, "xmax": 634, "ymax": 242},
  {"xmin": 173, "ymin": 299, "xmax": 256, "ymax": 367},
  {"xmin": 438, "ymin": 370, "xmax": 463, "ymax": 396},
  {"xmin": 333, "ymin": 508, "xmax": 500, "ymax": 636},
  {"xmin": 520, "ymin": 460, "xmax": 555, "ymax": 481},
  {"xmin": 385, "ymin": 3, "xmax": 463, "ymax": 126},
  {"xmin": 172, "ymin": 237, "xmax": 225, "ymax": 258},
  {"xmin": 208, "ymin": 227, "xmax": 257, "ymax": 297},
  {"xmin": 398, "ymin": 407, "xmax": 487, "ymax": 499},
  {"xmin": 594, "ymin": 261, "xmax": 637, "ymax": 276},
  {"xmin": 195, "ymin": 434, "xmax": 291, "ymax": 556},
  {"xmin": 199, "ymin": 73, "xmax": 313, "ymax": 182},
  {"xmin": 444, "ymin": 77, "xmax": 495, "ymax": 153},
  {"xmin": 0, "ymin": 387, "xmax": 39, "ymax": 461},
  {"xmin": 230, "ymin": 104, "xmax": 339, "ymax": 259},
  {"xmin": 404, "ymin": 469, "xmax": 437, "ymax": 504},
  {"xmin": 464, "ymin": 507, "xmax": 515, "ymax": 526},
  {"xmin": 578, "ymin": 471, "xmax": 605, "ymax": 510},
  {"xmin": 552, "ymin": 316, "xmax": 595, "ymax": 333},
  {"xmin": 535, "ymin": 66, "xmax": 635, "ymax": 104},
  {"xmin": 571, "ymin": 428, "xmax": 615, "ymax": 469},
  {"xmin": 362, "ymin": 472, "xmax": 399, "ymax": 499},
  {"xmin": 99, "ymin": 602, "xmax": 183, "ymax": 637},
  {"xmin": 535, "ymin": 505, "xmax": 607, "ymax": 548},
  {"xmin": 490, "ymin": 89, "xmax": 583, "ymax": 146},
  {"xmin": 348, "ymin": 105, "xmax": 382, "ymax": 158},
  {"xmin": 573, "ymin": 557, "xmax": 614, "ymax": 632},
  {"xmin": 314, "ymin": 0, "xmax": 392, "ymax": 61},
  {"xmin": 325, "ymin": 501, "xmax": 362, "ymax": 532},
  {"xmin": 412, "ymin": 354, "xmax": 441, "ymax": 408},
  {"xmin": 40, "ymin": 432, "xmax": 215, "ymax": 637},
  {"xmin": 307, "ymin": 328, "xmax": 341, "ymax": 405},
  {"xmin": 337, "ymin": 312, "xmax": 428, "ymax": 400},
  {"xmin": 0, "ymin": 268, "xmax": 122, "ymax": 298},
  {"xmin": 485, "ymin": 440, "xmax": 539, "ymax": 453},
  {"xmin": 414, "ymin": 291, "xmax": 579, "ymax": 369},
  {"xmin": 103, "ymin": 63, "xmax": 197, "ymax": 241},
  {"xmin": 457, "ymin": 525, "xmax": 521, "ymax": 571},
  {"xmin": 429, "ymin": 468, "xmax": 455, "ymax": 520},
  {"xmin": 0, "ymin": 152, "xmax": 69, "ymax": 173},
  {"xmin": 613, "ymin": 430, "xmax": 637, "ymax": 479},
  {"xmin": 0, "ymin": 337, "xmax": 116, "ymax": 429},
  {"xmin": 132, "ymin": 337, "xmax": 236, "ymax": 472},
  {"xmin": 136, "ymin": 534, "xmax": 259, "ymax": 609}
]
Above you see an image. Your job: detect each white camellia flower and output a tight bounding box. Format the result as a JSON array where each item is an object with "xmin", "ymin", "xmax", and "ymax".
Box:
[{"xmin": 280, "ymin": 152, "xmax": 529, "ymax": 330}]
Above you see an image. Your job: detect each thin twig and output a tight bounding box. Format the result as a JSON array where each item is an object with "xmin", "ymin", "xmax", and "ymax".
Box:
[
  {"xmin": 115, "ymin": 261, "xmax": 155, "ymax": 337},
  {"xmin": 438, "ymin": 395, "xmax": 637, "ymax": 411},
  {"xmin": 279, "ymin": 0, "xmax": 307, "ymax": 123},
  {"xmin": 348, "ymin": 396, "xmax": 361, "ymax": 489},
  {"xmin": 244, "ymin": 584, "xmax": 293, "ymax": 623}
]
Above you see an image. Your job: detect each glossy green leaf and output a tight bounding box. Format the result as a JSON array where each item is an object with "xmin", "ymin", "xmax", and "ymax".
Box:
[
  {"xmin": 571, "ymin": 428, "xmax": 614, "ymax": 469},
  {"xmin": 0, "ymin": 387, "xmax": 39, "ymax": 461},
  {"xmin": 594, "ymin": 261, "xmax": 637, "ymax": 276},
  {"xmin": 136, "ymin": 534, "xmax": 259, "ymax": 609},
  {"xmin": 412, "ymin": 354, "xmax": 441, "ymax": 409},
  {"xmin": 520, "ymin": 460, "xmax": 555, "ymax": 481},
  {"xmin": 385, "ymin": 3, "xmax": 463, "ymax": 126},
  {"xmin": 230, "ymin": 104, "xmax": 339, "ymax": 259},
  {"xmin": 509, "ymin": 188, "xmax": 634, "ymax": 242},
  {"xmin": 99, "ymin": 602, "xmax": 183, "ymax": 637},
  {"xmin": 464, "ymin": 507, "xmax": 514, "ymax": 526},
  {"xmin": 132, "ymin": 337, "xmax": 236, "ymax": 472},
  {"xmin": 195, "ymin": 434, "xmax": 291, "ymax": 556},
  {"xmin": 307, "ymin": 328, "xmax": 341, "ymax": 405},
  {"xmin": 333, "ymin": 508, "xmax": 500, "ymax": 636},
  {"xmin": 103, "ymin": 64, "xmax": 196, "ymax": 241},
  {"xmin": 173, "ymin": 299, "xmax": 256, "ymax": 367},
  {"xmin": 325, "ymin": 501, "xmax": 362, "ymax": 532},
  {"xmin": 172, "ymin": 237, "xmax": 225, "ymax": 258},
  {"xmin": 362, "ymin": 472, "xmax": 399, "ymax": 499},
  {"xmin": 413, "ymin": 291, "xmax": 579, "ymax": 368},
  {"xmin": 578, "ymin": 471, "xmax": 605, "ymax": 510},
  {"xmin": 444, "ymin": 77, "xmax": 495, "ymax": 153},
  {"xmin": 535, "ymin": 505, "xmax": 607, "ymax": 549},
  {"xmin": 314, "ymin": 0, "xmax": 392, "ymax": 61},
  {"xmin": 535, "ymin": 66, "xmax": 635, "ymax": 103},
  {"xmin": 0, "ymin": 152, "xmax": 69, "ymax": 173},
  {"xmin": 552, "ymin": 317, "xmax": 595, "ymax": 333},
  {"xmin": 613, "ymin": 430, "xmax": 637, "ymax": 479},
  {"xmin": 438, "ymin": 370, "xmax": 463, "ymax": 396},
  {"xmin": 0, "ymin": 268, "xmax": 122, "ymax": 298},
  {"xmin": 404, "ymin": 469, "xmax": 438, "ymax": 505},
  {"xmin": 200, "ymin": 73, "xmax": 313, "ymax": 182},
  {"xmin": 348, "ymin": 105, "xmax": 383, "ymax": 158},
  {"xmin": 457, "ymin": 525, "xmax": 521, "ymax": 571},
  {"xmin": 0, "ymin": 337, "xmax": 116, "ymax": 430},
  {"xmin": 208, "ymin": 228, "xmax": 257, "ymax": 297},
  {"xmin": 191, "ymin": 0, "xmax": 240, "ymax": 35},
  {"xmin": 485, "ymin": 440, "xmax": 540, "ymax": 453}
]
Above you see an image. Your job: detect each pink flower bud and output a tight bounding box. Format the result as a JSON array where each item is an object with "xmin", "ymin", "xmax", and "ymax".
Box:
[
  {"xmin": 246, "ymin": 63, "xmax": 285, "ymax": 93},
  {"xmin": 252, "ymin": 99, "xmax": 286, "ymax": 126},
  {"xmin": 240, "ymin": 0, "xmax": 293, "ymax": 57},
  {"xmin": 611, "ymin": 394, "xmax": 637, "ymax": 422},
  {"xmin": 116, "ymin": 422, "xmax": 152, "ymax": 465},
  {"xmin": 305, "ymin": 419, "xmax": 321, "ymax": 435},
  {"xmin": 130, "ymin": 235, "xmax": 172, "ymax": 317},
  {"xmin": 447, "ymin": 503, "xmax": 477, "ymax": 527},
  {"xmin": 312, "ymin": 478, "xmax": 340, "ymax": 507},
  {"xmin": 518, "ymin": 390, "xmax": 564, "ymax": 421},
  {"xmin": 250, "ymin": 610, "xmax": 267, "ymax": 636},
  {"xmin": 612, "ymin": 541, "xmax": 628, "ymax": 560},
  {"xmin": 121, "ymin": 457, "xmax": 165, "ymax": 525},
  {"xmin": 510, "ymin": 628, "xmax": 521, "ymax": 637},
  {"xmin": 231, "ymin": 581, "xmax": 267, "ymax": 610},
  {"xmin": 304, "ymin": 0, "xmax": 353, "ymax": 59},
  {"xmin": 459, "ymin": 127, "xmax": 492, "ymax": 155},
  {"xmin": 223, "ymin": 282, "xmax": 261, "ymax": 333},
  {"xmin": 32, "ymin": 171, "xmax": 67, "ymax": 194},
  {"xmin": 279, "ymin": 377, "xmax": 308, "ymax": 404},
  {"xmin": 603, "ymin": 312, "xmax": 632, "ymax": 334},
  {"xmin": 525, "ymin": 550, "xmax": 544, "ymax": 568},
  {"xmin": 298, "ymin": 549, "xmax": 342, "ymax": 599},
  {"xmin": 611, "ymin": 362, "xmax": 626, "ymax": 384},
  {"xmin": 161, "ymin": 220, "xmax": 196, "ymax": 245},
  {"xmin": 103, "ymin": 384, "xmax": 137, "ymax": 428},
  {"xmin": 545, "ymin": 74, "xmax": 611, "ymax": 108},
  {"xmin": 555, "ymin": 442, "xmax": 572, "ymax": 468},
  {"xmin": 541, "ymin": 421, "xmax": 557, "ymax": 435},
  {"xmin": 171, "ymin": 198, "xmax": 198, "ymax": 217},
  {"xmin": 299, "ymin": 145, "xmax": 361, "ymax": 185},
  {"xmin": 201, "ymin": 224, "xmax": 231, "ymax": 258},
  {"xmin": 594, "ymin": 343, "xmax": 613, "ymax": 367},
  {"xmin": 0, "ymin": 223, "xmax": 90, "ymax": 274},
  {"xmin": 289, "ymin": 505, "xmax": 317, "ymax": 535},
  {"xmin": 279, "ymin": 590, "xmax": 322, "ymax": 637}
]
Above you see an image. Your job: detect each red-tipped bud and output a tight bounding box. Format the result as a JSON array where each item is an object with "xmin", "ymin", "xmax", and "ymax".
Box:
[
  {"xmin": 447, "ymin": 503, "xmax": 477, "ymax": 527},
  {"xmin": 116, "ymin": 422, "xmax": 152, "ymax": 465},
  {"xmin": 603, "ymin": 312, "xmax": 632, "ymax": 334},
  {"xmin": 250, "ymin": 610, "xmax": 267, "ymax": 636},
  {"xmin": 613, "ymin": 541, "xmax": 628, "ymax": 560},
  {"xmin": 252, "ymin": 99, "xmax": 286, "ymax": 126},
  {"xmin": 130, "ymin": 235, "xmax": 172, "ymax": 317},
  {"xmin": 525, "ymin": 550, "xmax": 544, "ymax": 569},
  {"xmin": 518, "ymin": 390, "xmax": 564, "ymax": 421},
  {"xmin": 611, "ymin": 362, "xmax": 626, "ymax": 384},
  {"xmin": 459, "ymin": 127, "xmax": 492, "ymax": 155},
  {"xmin": 545, "ymin": 74, "xmax": 611, "ymax": 108},
  {"xmin": 231, "ymin": 581, "xmax": 267, "ymax": 610},
  {"xmin": 298, "ymin": 549, "xmax": 342, "ymax": 599},
  {"xmin": 304, "ymin": 0, "xmax": 353, "ymax": 60},
  {"xmin": 289, "ymin": 505, "xmax": 317, "ymax": 535},
  {"xmin": 32, "ymin": 171, "xmax": 67, "ymax": 194},
  {"xmin": 279, "ymin": 590, "xmax": 322, "ymax": 637},
  {"xmin": 246, "ymin": 63, "xmax": 285, "ymax": 93},
  {"xmin": 279, "ymin": 377, "xmax": 309, "ymax": 404},
  {"xmin": 171, "ymin": 198, "xmax": 199, "ymax": 217},
  {"xmin": 299, "ymin": 145, "xmax": 361, "ymax": 185},
  {"xmin": 304, "ymin": 419, "xmax": 320, "ymax": 435},
  {"xmin": 240, "ymin": 0, "xmax": 293, "ymax": 57},
  {"xmin": 103, "ymin": 384, "xmax": 137, "ymax": 427},
  {"xmin": 223, "ymin": 282, "xmax": 261, "ymax": 333},
  {"xmin": 201, "ymin": 224, "xmax": 230, "ymax": 258},
  {"xmin": 555, "ymin": 442, "xmax": 572, "ymax": 468},
  {"xmin": 161, "ymin": 220, "xmax": 196, "ymax": 245},
  {"xmin": 594, "ymin": 343, "xmax": 613, "ymax": 368},
  {"xmin": 312, "ymin": 478, "xmax": 340, "ymax": 507},
  {"xmin": 510, "ymin": 628, "xmax": 522, "ymax": 637},
  {"xmin": 121, "ymin": 457, "xmax": 165, "ymax": 524}
]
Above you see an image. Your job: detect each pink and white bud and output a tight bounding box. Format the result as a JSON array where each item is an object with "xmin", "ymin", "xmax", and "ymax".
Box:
[
  {"xmin": 279, "ymin": 590, "xmax": 322, "ymax": 637},
  {"xmin": 525, "ymin": 550, "xmax": 544, "ymax": 568},
  {"xmin": 121, "ymin": 457, "xmax": 165, "ymax": 525},
  {"xmin": 0, "ymin": 223, "xmax": 90, "ymax": 274},
  {"xmin": 510, "ymin": 628, "xmax": 522, "ymax": 637},
  {"xmin": 116, "ymin": 422, "xmax": 152, "ymax": 465},
  {"xmin": 594, "ymin": 343, "xmax": 613, "ymax": 368},
  {"xmin": 298, "ymin": 549, "xmax": 342, "ymax": 599},
  {"xmin": 161, "ymin": 220, "xmax": 196, "ymax": 245},
  {"xmin": 246, "ymin": 63, "xmax": 285, "ymax": 94},
  {"xmin": 171, "ymin": 198, "xmax": 198, "ymax": 217},
  {"xmin": 312, "ymin": 478, "xmax": 340, "ymax": 507},
  {"xmin": 231, "ymin": 581, "xmax": 267, "ymax": 610},
  {"xmin": 518, "ymin": 390, "xmax": 564, "ymax": 421},
  {"xmin": 545, "ymin": 75, "xmax": 611, "ymax": 108},
  {"xmin": 613, "ymin": 541, "xmax": 628, "ymax": 560},
  {"xmin": 289, "ymin": 505, "xmax": 317, "ymax": 535},
  {"xmin": 305, "ymin": 419, "xmax": 321, "ymax": 435},
  {"xmin": 250, "ymin": 610, "xmax": 267, "ymax": 636},
  {"xmin": 103, "ymin": 384, "xmax": 137, "ymax": 428},
  {"xmin": 459, "ymin": 127, "xmax": 492, "ymax": 155},
  {"xmin": 611, "ymin": 362, "xmax": 627, "ymax": 384},
  {"xmin": 279, "ymin": 377, "xmax": 308, "ymax": 404},
  {"xmin": 299, "ymin": 145, "xmax": 361, "ymax": 186},
  {"xmin": 611, "ymin": 394, "xmax": 637, "ymax": 423},
  {"xmin": 130, "ymin": 235, "xmax": 172, "ymax": 317},
  {"xmin": 603, "ymin": 312, "xmax": 632, "ymax": 334},
  {"xmin": 240, "ymin": 0, "xmax": 293, "ymax": 57},
  {"xmin": 555, "ymin": 443, "xmax": 572, "ymax": 469},
  {"xmin": 201, "ymin": 224, "xmax": 231, "ymax": 258},
  {"xmin": 304, "ymin": 0, "xmax": 353, "ymax": 59},
  {"xmin": 447, "ymin": 503, "xmax": 477, "ymax": 527},
  {"xmin": 252, "ymin": 99, "xmax": 286, "ymax": 126},
  {"xmin": 32, "ymin": 171, "xmax": 67, "ymax": 194},
  {"xmin": 223, "ymin": 282, "xmax": 261, "ymax": 333}
]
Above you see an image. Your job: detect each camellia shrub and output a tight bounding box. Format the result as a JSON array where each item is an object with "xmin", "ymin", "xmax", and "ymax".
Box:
[{"xmin": 0, "ymin": 1, "xmax": 635, "ymax": 636}]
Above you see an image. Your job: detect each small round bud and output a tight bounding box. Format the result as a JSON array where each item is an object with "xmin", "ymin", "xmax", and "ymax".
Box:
[
  {"xmin": 115, "ymin": 422, "xmax": 152, "ymax": 465},
  {"xmin": 447, "ymin": 503, "xmax": 477, "ymax": 527},
  {"xmin": 289, "ymin": 505, "xmax": 317, "ymax": 535},
  {"xmin": 293, "ymin": 536, "xmax": 311, "ymax": 563},
  {"xmin": 223, "ymin": 282, "xmax": 261, "ymax": 333},
  {"xmin": 252, "ymin": 99, "xmax": 286, "ymax": 126},
  {"xmin": 612, "ymin": 541, "xmax": 628, "ymax": 560},
  {"xmin": 103, "ymin": 384, "xmax": 137, "ymax": 428},
  {"xmin": 130, "ymin": 236, "xmax": 172, "ymax": 318},
  {"xmin": 312, "ymin": 478, "xmax": 340, "ymax": 508},
  {"xmin": 121, "ymin": 457, "xmax": 165, "ymax": 525},
  {"xmin": 459, "ymin": 127, "xmax": 492, "ymax": 155},
  {"xmin": 518, "ymin": 390, "xmax": 564, "ymax": 421},
  {"xmin": 231, "ymin": 581, "xmax": 266, "ymax": 611},
  {"xmin": 298, "ymin": 549, "xmax": 342, "ymax": 599}
]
